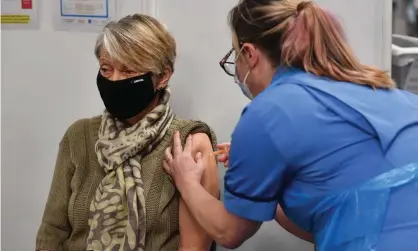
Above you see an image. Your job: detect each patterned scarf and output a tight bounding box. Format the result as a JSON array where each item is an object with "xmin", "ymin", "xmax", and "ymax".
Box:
[{"xmin": 86, "ymin": 89, "xmax": 174, "ymax": 251}]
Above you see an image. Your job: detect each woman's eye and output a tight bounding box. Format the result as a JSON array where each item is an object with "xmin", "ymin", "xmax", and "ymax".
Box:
[
  {"xmin": 99, "ymin": 67, "xmax": 113, "ymax": 78},
  {"xmin": 125, "ymin": 70, "xmax": 137, "ymax": 75}
]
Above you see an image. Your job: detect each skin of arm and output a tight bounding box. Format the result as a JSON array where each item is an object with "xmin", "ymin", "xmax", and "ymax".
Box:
[
  {"xmin": 178, "ymin": 133, "xmax": 220, "ymax": 251},
  {"xmin": 275, "ymin": 205, "xmax": 314, "ymax": 243},
  {"xmin": 178, "ymin": 135, "xmax": 261, "ymax": 249},
  {"xmin": 180, "ymin": 180, "xmax": 261, "ymax": 249},
  {"xmin": 166, "ymin": 132, "xmax": 262, "ymax": 249},
  {"xmin": 218, "ymin": 145, "xmax": 313, "ymax": 244}
]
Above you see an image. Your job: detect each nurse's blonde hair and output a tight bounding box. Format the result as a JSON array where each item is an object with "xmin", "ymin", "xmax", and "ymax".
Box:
[
  {"xmin": 229, "ymin": 0, "xmax": 395, "ymax": 89},
  {"xmin": 94, "ymin": 14, "xmax": 176, "ymax": 74}
]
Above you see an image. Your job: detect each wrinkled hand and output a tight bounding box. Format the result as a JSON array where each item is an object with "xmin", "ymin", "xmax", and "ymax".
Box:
[
  {"xmin": 163, "ymin": 131, "xmax": 205, "ymax": 191},
  {"xmin": 216, "ymin": 143, "xmax": 230, "ymax": 167}
]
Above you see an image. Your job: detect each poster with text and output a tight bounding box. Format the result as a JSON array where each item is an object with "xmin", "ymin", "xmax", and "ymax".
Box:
[
  {"xmin": 1, "ymin": 0, "xmax": 40, "ymax": 30},
  {"xmin": 53, "ymin": 0, "xmax": 118, "ymax": 32}
]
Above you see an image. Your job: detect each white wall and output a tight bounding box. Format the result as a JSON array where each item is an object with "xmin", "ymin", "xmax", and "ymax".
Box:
[{"xmin": 1, "ymin": 0, "xmax": 391, "ymax": 251}]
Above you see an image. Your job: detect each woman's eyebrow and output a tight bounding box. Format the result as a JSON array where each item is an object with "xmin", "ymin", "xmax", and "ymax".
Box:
[{"xmin": 99, "ymin": 58, "xmax": 111, "ymax": 64}]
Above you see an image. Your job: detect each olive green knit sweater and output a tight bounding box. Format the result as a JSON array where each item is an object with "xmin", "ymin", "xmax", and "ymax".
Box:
[{"xmin": 36, "ymin": 116, "xmax": 217, "ymax": 251}]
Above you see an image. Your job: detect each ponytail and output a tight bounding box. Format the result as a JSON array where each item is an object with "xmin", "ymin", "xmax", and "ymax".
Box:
[
  {"xmin": 281, "ymin": 1, "xmax": 394, "ymax": 89},
  {"xmin": 229, "ymin": 0, "xmax": 395, "ymax": 89}
]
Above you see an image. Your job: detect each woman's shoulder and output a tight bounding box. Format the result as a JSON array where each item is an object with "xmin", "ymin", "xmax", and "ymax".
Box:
[
  {"xmin": 171, "ymin": 117, "xmax": 212, "ymax": 132},
  {"xmin": 62, "ymin": 115, "xmax": 101, "ymax": 147},
  {"xmin": 170, "ymin": 117, "xmax": 217, "ymax": 146}
]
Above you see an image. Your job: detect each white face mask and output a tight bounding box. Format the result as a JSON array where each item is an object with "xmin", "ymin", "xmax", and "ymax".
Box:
[{"xmin": 234, "ymin": 69, "xmax": 253, "ymax": 100}]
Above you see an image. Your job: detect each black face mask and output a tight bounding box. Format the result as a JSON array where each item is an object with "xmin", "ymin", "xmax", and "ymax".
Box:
[{"xmin": 96, "ymin": 72, "xmax": 158, "ymax": 121}]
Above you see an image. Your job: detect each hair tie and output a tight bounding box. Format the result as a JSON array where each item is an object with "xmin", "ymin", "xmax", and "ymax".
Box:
[{"xmin": 296, "ymin": 1, "xmax": 312, "ymax": 14}]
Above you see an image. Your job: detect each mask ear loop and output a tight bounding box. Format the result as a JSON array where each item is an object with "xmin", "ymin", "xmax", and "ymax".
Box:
[
  {"xmin": 234, "ymin": 46, "xmax": 245, "ymax": 63},
  {"xmin": 234, "ymin": 46, "xmax": 252, "ymax": 80},
  {"xmin": 242, "ymin": 70, "xmax": 251, "ymax": 83}
]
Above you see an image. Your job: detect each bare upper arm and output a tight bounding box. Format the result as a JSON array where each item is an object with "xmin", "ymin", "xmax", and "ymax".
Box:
[
  {"xmin": 190, "ymin": 134, "xmax": 262, "ymax": 248},
  {"xmin": 178, "ymin": 132, "xmax": 220, "ymax": 250},
  {"xmin": 191, "ymin": 133, "xmax": 219, "ymax": 198}
]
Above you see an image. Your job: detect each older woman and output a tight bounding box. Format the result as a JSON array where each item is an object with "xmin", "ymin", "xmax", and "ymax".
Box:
[{"xmin": 36, "ymin": 14, "xmax": 219, "ymax": 251}]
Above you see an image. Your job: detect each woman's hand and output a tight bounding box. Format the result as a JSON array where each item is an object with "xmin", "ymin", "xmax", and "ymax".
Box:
[
  {"xmin": 216, "ymin": 143, "xmax": 230, "ymax": 167},
  {"xmin": 163, "ymin": 131, "xmax": 205, "ymax": 192}
]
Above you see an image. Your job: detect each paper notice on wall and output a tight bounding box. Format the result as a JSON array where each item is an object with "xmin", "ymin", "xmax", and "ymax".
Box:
[
  {"xmin": 53, "ymin": 0, "xmax": 118, "ymax": 32},
  {"xmin": 1, "ymin": 0, "xmax": 40, "ymax": 30}
]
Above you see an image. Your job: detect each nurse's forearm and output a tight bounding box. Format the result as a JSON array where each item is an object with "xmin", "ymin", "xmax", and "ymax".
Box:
[
  {"xmin": 180, "ymin": 182, "xmax": 235, "ymax": 244},
  {"xmin": 179, "ymin": 182, "xmax": 258, "ymax": 249}
]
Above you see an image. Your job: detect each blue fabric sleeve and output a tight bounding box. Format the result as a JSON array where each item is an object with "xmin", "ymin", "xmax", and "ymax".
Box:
[{"xmin": 224, "ymin": 109, "xmax": 286, "ymax": 222}]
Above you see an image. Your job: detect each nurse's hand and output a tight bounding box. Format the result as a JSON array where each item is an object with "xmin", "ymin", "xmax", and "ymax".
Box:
[
  {"xmin": 216, "ymin": 143, "xmax": 230, "ymax": 167},
  {"xmin": 163, "ymin": 132, "xmax": 205, "ymax": 191}
]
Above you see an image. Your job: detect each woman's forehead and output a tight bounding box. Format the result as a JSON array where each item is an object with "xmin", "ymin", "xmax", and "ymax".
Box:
[
  {"xmin": 99, "ymin": 49, "xmax": 114, "ymax": 62},
  {"xmin": 99, "ymin": 50, "xmax": 127, "ymax": 68}
]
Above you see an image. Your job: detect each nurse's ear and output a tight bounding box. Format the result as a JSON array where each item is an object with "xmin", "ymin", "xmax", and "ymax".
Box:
[{"xmin": 240, "ymin": 43, "xmax": 260, "ymax": 69}]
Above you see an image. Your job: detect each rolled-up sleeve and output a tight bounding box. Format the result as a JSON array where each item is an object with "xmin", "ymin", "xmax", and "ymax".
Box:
[{"xmin": 224, "ymin": 108, "xmax": 287, "ymax": 222}]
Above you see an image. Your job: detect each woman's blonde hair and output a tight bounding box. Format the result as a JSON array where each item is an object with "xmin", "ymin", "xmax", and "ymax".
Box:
[
  {"xmin": 95, "ymin": 14, "xmax": 176, "ymax": 74},
  {"xmin": 229, "ymin": 0, "xmax": 394, "ymax": 89}
]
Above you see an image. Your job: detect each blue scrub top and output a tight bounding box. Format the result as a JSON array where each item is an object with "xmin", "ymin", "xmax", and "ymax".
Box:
[{"xmin": 224, "ymin": 67, "xmax": 418, "ymax": 251}]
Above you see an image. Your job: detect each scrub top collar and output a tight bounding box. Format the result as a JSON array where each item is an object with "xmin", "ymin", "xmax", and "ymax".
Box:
[{"xmin": 271, "ymin": 66, "xmax": 302, "ymax": 87}]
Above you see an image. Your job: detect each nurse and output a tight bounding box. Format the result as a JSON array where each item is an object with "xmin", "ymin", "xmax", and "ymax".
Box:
[{"xmin": 164, "ymin": 0, "xmax": 418, "ymax": 250}]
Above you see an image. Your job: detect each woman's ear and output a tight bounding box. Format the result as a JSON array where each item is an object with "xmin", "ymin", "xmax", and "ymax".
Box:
[{"xmin": 156, "ymin": 67, "xmax": 172, "ymax": 90}]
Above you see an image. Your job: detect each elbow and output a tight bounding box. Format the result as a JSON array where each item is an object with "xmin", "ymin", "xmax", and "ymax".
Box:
[
  {"xmin": 221, "ymin": 241, "xmax": 243, "ymax": 250},
  {"xmin": 213, "ymin": 212, "xmax": 259, "ymax": 249},
  {"xmin": 214, "ymin": 227, "xmax": 244, "ymax": 250},
  {"xmin": 219, "ymin": 238, "xmax": 243, "ymax": 250}
]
